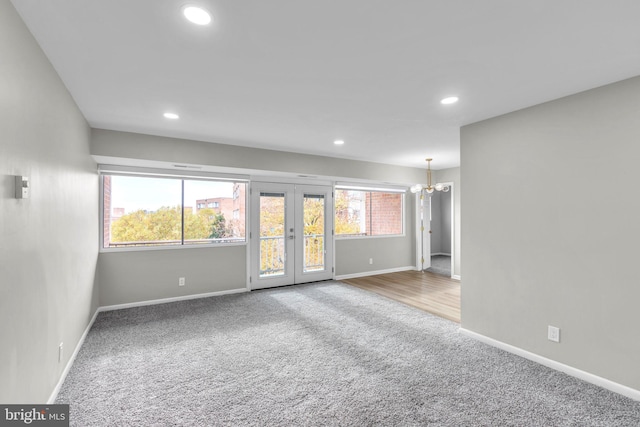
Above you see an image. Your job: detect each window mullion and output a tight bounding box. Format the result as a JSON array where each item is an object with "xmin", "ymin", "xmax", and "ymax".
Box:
[{"xmin": 181, "ymin": 179, "xmax": 185, "ymax": 245}]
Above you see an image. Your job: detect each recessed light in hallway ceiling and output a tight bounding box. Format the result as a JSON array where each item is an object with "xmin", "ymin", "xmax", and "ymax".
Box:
[
  {"xmin": 440, "ymin": 96, "xmax": 459, "ymax": 105},
  {"xmin": 163, "ymin": 112, "xmax": 180, "ymax": 119},
  {"xmin": 182, "ymin": 6, "xmax": 211, "ymax": 26}
]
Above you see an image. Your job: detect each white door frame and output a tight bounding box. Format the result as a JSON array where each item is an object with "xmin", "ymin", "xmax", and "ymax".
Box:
[
  {"xmin": 415, "ymin": 182, "xmax": 455, "ymax": 276},
  {"xmin": 415, "ymin": 191, "xmax": 431, "ymax": 270}
]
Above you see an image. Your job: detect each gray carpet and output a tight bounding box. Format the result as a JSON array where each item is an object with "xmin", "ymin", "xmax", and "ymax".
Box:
[
  {"xmin": 426, "ymin": 255, "xmax": 451, "ymax": 277},
  {"xmin": 57, "ymin": 282, "xmax": 640, "ymax": 426}
]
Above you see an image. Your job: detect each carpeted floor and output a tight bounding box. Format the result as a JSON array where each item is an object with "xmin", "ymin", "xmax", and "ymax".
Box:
[
  {"xmin": 426, "ymin": 254, "xmax": 451, "ymax": 277},
  {"xmin": 57, "ymin": 282, "xmax": 640, "ymax": 426}
]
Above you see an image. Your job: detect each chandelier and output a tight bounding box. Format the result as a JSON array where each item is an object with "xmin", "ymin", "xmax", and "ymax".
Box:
[{"xmin": 410, "ymin": 158, "xmax": 450, "ymax": 194}]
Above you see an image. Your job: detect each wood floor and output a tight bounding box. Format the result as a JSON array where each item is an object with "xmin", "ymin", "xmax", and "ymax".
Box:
[{"xmin": 341, "ymin": 270, "xmax": 461, "ymax": 323}]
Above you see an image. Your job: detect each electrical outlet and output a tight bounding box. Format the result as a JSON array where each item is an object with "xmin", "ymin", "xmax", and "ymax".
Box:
[
  {"xmin": 548, "ymin": 325, "xmax": 560, "ymax": 343},
  {"xmin": 58, "ymin": 343, "xmax": 64, "ymax": 363},
  {"xmin": 179, "ymin": 277, "xmax": 186, "ymax": 287},
  {"xmin": 369, "ymin": 258, "xmax": 373, "ymax": 265}
]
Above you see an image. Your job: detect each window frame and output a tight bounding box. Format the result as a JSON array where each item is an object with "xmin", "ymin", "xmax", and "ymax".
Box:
[
  {"xmin": 334, "ymin": 185, "xmax": 406, "ymax": 240},
  {"xmin": 99, "ymin": 167, "xmax": 249, "ymax": 253}
]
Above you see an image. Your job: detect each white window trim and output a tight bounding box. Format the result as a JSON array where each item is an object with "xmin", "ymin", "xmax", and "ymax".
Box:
[
  {"xmin": 334, "ymin": 184, "xmax": 407, "ymax": 239},
  {"xmin": 98, "ymin": 164, "xmax": 249, "ymax": 182},
  {"xmin": 99, "ymin": 167, "xmax": 249, "ymax": 253}
]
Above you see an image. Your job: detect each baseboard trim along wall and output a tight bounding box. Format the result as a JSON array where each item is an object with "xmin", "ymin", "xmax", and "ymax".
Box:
[
  {"xmin": 459, "ymin": 328, "xmax": 640, "ymax": 402},
  {"xmin": 100, "ymin": 288, "xmax": 248, "ymax": 312},
  {"xmin": 47, "ymin": 287, "xmax": 248, "ymax": 403},
  {"xmin": 335, "ymin": 266, "xmax": 415, "ymax": 281},
  {"xmin": 47, "ymin": 309, "xmax": 101, "ymax": 404},
  {"xmin": 452, "ymin": 275, "xmax": 461, "ymax": 280}
]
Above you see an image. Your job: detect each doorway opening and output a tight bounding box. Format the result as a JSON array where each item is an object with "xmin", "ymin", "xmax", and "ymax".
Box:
[
  {"xmin": 426, "ymin": 189, "xmax": 452, "ymax": 277},
  {"xmin": 416, "ymin": 183, "xmax": 454, "ymax": 277}
]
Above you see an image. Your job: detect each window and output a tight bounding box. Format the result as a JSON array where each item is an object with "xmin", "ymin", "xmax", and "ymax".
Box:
[
  {"xmin": 102, "ymin": 174, "xmax": 246, "ymax": 249},
  {"xmin": 335, "ymin": 188, "xmax": 404, "ymax": 237}
]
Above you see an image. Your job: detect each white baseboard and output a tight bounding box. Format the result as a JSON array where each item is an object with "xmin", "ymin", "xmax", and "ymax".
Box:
[
  {"xmin": 335, "ymin": 266, "xmax": 415, "ymax": 281},
  {"xmin": 47, "ymin": 308, "xmax": 100, "ymax": 404},
  {"xmin": 452, "ymin": 275, "xmax": 461, "ymax": 280},
  {"xmin": 99, "ymin": 288, "xmax": 248, "ymax": 312},
  {"xmin": 459, "ymin": 328, "xmax": 640, "ymax": 402}
]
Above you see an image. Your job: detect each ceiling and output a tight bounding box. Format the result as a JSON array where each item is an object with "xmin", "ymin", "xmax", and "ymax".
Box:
[{"xmin": 12, "ymin": 1, "xmax": 640, "ymax": 170}]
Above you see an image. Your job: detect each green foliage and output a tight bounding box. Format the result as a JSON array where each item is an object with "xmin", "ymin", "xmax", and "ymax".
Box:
[
  {"xmin": 258, "ymin": 192, "xmax": 360, "ymax": 237},
  {"xmin": 208, "ymin": 212, "xmax": 227, "ymax": 239},
  {"xmin": 111, "ymin": 206, "xmax": 229, "ymax": 243},
  {"xmin": 257, "ymin": 193, "xmax": 360, "ymax": 275},
  {"xmin": 303, "ymin": 196, "xmax": 324, "ymax": 236},
  {"xmin": 110, "ymin": 192, "xmax": 361, "ymax": 251},
  {"xmin": 259, "ymin": 196, "xmax": 285, "ymax": 237},
  {"xmin": 334, "ymin": 190, "xmax": 362, "ymax": 235}
]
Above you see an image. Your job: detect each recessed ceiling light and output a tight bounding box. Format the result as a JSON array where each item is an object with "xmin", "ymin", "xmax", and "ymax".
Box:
[
  {"xmin": 334, "ymin": 140, "xmax": 345, "ymax": 145},
  {"xmin": 183, "ymin": 6, "xmax": 211, "ymax": 25},
  {"xmin": 441, "ymin": 96, "xmax": 459, "ymax": 105},
  {"xmin": 163, "ymin": 112, "xmax": 179, "ymax": 119}
]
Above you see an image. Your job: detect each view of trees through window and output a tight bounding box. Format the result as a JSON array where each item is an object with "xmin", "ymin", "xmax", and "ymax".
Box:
[
  {"xmin": 258, "ymin": 193, "xmax": 286, "ymax": 275},
  {"xmin": 103, "ymin": 175, "xmax": 246, "ymax": 248},
  {"xmin": 302, "ymin": 195, "xmax": 325, "ymax": 271},
  {"xmin": 102, "ymin": 177, "xmax": 403, "ymax": 250},
  {"xmin": 258, "ymin": 193, "xmax": 332, "ymax": 277}
]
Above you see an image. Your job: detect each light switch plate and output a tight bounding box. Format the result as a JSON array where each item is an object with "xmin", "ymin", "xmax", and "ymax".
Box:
[{"xmin": 15, "ymin": 176, "xmax": 29, "ymax": 199}]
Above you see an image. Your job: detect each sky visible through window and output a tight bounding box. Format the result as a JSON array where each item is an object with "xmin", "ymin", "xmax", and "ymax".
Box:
[{"xmin": 111, "ymin": 176, "xmax": 235, "ymax": 214}]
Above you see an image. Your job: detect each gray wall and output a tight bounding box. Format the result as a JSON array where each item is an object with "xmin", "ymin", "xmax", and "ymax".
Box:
[
  {"xmin": 429, "ymin": 190, "xmax": 452, "ymax": 256},
  {"xmin": 461, "ymin": 75, "xmax": 640, "ymax": 391},
  {"xmin": 92, "ymin": 129, "xmax": 427, "ymax": 185},
  {"xmin": 0, "ymin": 2, "xmax": 99, "ymax": 403},
  {"xmin": 335, "ymin": 235, "xmax": 415, "ymax": 276},
  {"xmin": 435, "ymin": 167, "xmax": 460, "ymax": 277},
  {"xmin": 92, "ymin": 129, "xmax": 419, "ymax": 303},
  {"xmin": 335, "ymin": 192, "xmax": 416, "ymax": 276},
  {"xmin": 440, "ymin": 191, "xmax": 452, "ymax": 255},
  {"xmin": 98, "ymin": 246, "xmax": 246, "ymax": 306}
]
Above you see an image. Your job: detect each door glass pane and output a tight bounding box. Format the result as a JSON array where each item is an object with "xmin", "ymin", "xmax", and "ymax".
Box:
[
  {"xmin": 259, "ymin": 192, "xmax": 285, "ymax": 277},
  {"xmin": 303, "ymin": 194, "xmax": 325, "ymax": 272}
]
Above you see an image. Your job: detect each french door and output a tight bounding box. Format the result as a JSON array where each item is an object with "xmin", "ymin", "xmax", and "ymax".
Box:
[{"xmin": 250, "ymin": 183, "xmax": 334, "ymax": 289}]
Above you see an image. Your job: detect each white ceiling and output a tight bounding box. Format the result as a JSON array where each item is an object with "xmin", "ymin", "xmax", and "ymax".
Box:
[{"xmin": 12, "ymin": 0, "xmax": 640, "ymax": 169}]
